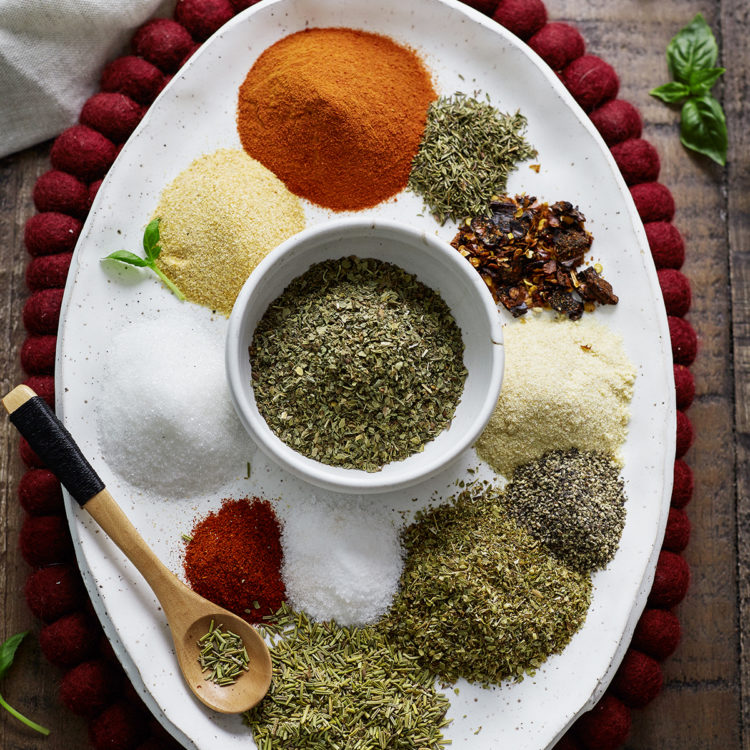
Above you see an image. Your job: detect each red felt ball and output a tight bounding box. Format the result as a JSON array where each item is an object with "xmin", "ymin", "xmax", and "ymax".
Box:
[
  {"xmin": 462, "ymin": 0, "xmax": 499, "ymax": 15},
  {"xmin": 80, "ymin": 93, "xmax": 146, "ymax": 144},
  {"xmin": 22, "ymin": 288, "xmax": 64, "ymax": 335},
  {"xmin": 178, "ymin": 42, "xmax": 201, "ymax": 68},
  {"xmin": 175, "ymin": 0, "xmax": 234, "ymax": 41},
  {"xmin": 50, "ymin": 125, "xmax": 117, "ymax": 182},
  {"xmin": 528, "ymin": 23, "xmax": 585, "ymax": 71},
  {"xmin": 673, "ymin": 364, "xmax": 695, "ymax": 410},
  {"xmin": 646, "ymin": 221, "xmax": 685, "ymax": 269},
  {"xmin": 493, "ymin": 0, "xmax": 547, "ymax": 40},
  {"xmin": 145, "ymin": 718, "xmax": 185, "ymax": 749},
  {"xmin": 89, "ymin": 700, "xmax": 150, "ymax": 750},
  {"xmin": 553, "ymin": 734, "xmax": 583, "ymax": 750},
  {"xmin": 19, "ymin": 514, "xmax": 72, "ymax": 566},
  {"xmin": 648, "ymin": 550, "xmax": 690, "ymax": 608},
  {"xmin": 562, "ymin": 55, "xmax": 619, "ymax": 112},
  {"xmin": 88, "ymin": 180, "xmax": 103, "ymax": 211},
  {"xmin": 669, "ymin": 316, "xmax": 698, "ymax": 365},
  {"xmin": 101, "ymin": 56, "xmax": 166, "ymax": 105},
  {"xmin": 26, "ymin": 252, "xmax": 73, "ymax": 291},
  {"xmin": 589, "ymin": 99, "xmax": 642, "ymax": 146},
  {"xmin": 658, "ymin": 268, "xmax": 691, "ymax": 317},
  {"xmin": 630, "ymin": 183, "xmax": 675, "ymax": 223},
  {"xmin": 136, "ymin": 740, "xmax": 182, "ymax": 750},
  {"xmin": 18, "ymin": 468, "xmax": 63, "ymax": 515},
  {"xmin": 19, "ymin": 436, "xmax": 45, "ymax": 468},
  {"xmin": 676, "ymin": 409, "xmax": 694, "ymax": 458},
  {"xmin": 24, "ymin": 375, "xmax": 55, "ymax": 407},
  {"xmin": 672, "ymin": 459, "xmax": 694, "ymax": 508},
  {"xmin": 632, "ymin": 608, "xmax": 682, "ymax": 661},
  {"xmin": 132, "ymin": 19, "xmax": 195, "ymax": 73},
  {"xmin": 610, "ymin": 138, "xmax": 660, "ymax": 185},
  {"xmin": 612, "ymin": 649, "xmax": 663, "ymax": 708},
  {"xmin": 39, "ymin": 612, "xmax": 100, "ymax": 667},
  {"xmin": 24, "ymin": 212, "xmax": 82, "ymax": 256},
  {"xmin": 663, "ymin": 506, "xmax": 691, "ymax": 553},
  {"xmin": 21, "ymin": 335, "xmax": 58, "ymax": 375},
  {"xmin": 574, "ymin": 693, "xmax": 631, "ymax": 750},
  {"xmin": 24, "ymin": 564, "xmax": 85, "ymax": 622},
  {"xmin": 60, "ymin": 660, "xmax": 122, "ymax": 716},
  {"xmin": 32, "ymin": 170, "xmax": 89, "ymax": 218}
]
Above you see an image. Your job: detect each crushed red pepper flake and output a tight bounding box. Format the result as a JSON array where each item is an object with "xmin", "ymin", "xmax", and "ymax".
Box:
[{"xmin": 450, "ymin": 194, "xmax": 618, "ymax": 319}]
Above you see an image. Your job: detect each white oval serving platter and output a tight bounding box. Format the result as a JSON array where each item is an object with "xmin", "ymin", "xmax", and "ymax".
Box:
[{"xmin": 56, "ymin": 0, "xmax": 675, "ymax": 748}]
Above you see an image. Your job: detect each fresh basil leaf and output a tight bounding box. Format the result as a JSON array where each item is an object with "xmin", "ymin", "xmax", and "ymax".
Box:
[
  {"xmin": 680, "ymin": 94, "xmax": 727, "ymax": 165},
  {"xmin": 650, "ymin": 81, "xmax": 691, "ymax": 104},
  {"xmin": 143, "ymin": 218, "xmax": 161, "ymax": 261},
  {"xmin": 0, "ymin": 632, "xmax": 27, "ymax": 680},
  {"xmin": 688, "ymin": 66, "xmax": 725, "ymax": 96},
  {"xmin": 667, "ymin": 14, "xmax": 718, "ymax": 83},
  {"xmin": 103, "ymin": 250, "xmax": 151, "ymax": 267}
]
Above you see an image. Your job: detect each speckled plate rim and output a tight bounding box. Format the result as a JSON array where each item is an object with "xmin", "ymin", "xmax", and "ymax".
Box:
[{"xmin": 54, "ymin": 0, "xmax": 676, "ymax": 748}]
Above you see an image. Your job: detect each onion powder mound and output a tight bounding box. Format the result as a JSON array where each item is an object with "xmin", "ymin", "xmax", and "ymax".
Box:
[
  {"xmin": 476, "ymin": 315, "xmax": 636, "ymax": 478},
  {"xmin": 154, "ymin": 148, "xmax": 305, "ymax": 316},
  {"xmin": 279, "ymin": 494, "xmax": 404, "ymax": 627}
]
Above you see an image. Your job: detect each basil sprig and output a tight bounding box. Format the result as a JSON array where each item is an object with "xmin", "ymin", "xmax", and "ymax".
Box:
[
  {"xmin": 0, "ymin": 632, "xmax": 50, "ymax": 735},
  {"xmin": 650, "ymin": 14, "xmax": 727, "ymax": 165},
  {"xmin": 103, "ymin": 218, "xmax": 186, "ymax": 300}
]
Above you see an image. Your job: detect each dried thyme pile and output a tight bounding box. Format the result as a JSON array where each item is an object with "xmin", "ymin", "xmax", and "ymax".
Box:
[
  {"xmin": 408, "ymin": 92, "xmax": 536, "ymax": 223},
  {"xmin": 505, "ymin": 449, "xmax": 627, "ymax": 573},
  {"xmin": 250, "ymin": 256, "xmax": 467, "ymax": 471},
  {"xmin": 381, "ymin": 484, "xmax": 591, "ymax": 685},
  {"xmin": 243, "ymin": 605, "xmax": 451, "ymax": 749}
]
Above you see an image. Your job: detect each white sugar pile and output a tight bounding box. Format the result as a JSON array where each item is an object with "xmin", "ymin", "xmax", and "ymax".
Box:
[
  {"xmin": 97, "ymin": 311, "xmax": 250, "ymax": 498},
  {"xmin": 279, "ymin": 495, "xmax": 404, "ymax": 626}
]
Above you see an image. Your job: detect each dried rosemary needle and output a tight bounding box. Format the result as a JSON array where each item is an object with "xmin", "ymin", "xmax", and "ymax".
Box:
[
  {"xmin": 408, "ymin": 92, "xmax": 536, "ymax": 223},
  {"xmin": 244, "ymin": 604, "xmax": 451, "ymax": 749},
  {"xmin": 197, "ymin": 620, "xmax": 250, "ymax": 686}
]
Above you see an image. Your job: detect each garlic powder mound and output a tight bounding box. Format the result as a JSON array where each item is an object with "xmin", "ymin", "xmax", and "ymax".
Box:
[
  {"xmin": 475, "ymin": 315, "xmax": 636, "ymax": 478},
  {"xmin": 154, "ymin": 148, "xmax": 305, "ymax": 316}
]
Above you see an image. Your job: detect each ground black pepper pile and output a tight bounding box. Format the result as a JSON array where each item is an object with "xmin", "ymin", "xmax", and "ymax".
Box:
[{"xmin": 504, "ymin": 449, "xmax": 627, "ymax": 573}]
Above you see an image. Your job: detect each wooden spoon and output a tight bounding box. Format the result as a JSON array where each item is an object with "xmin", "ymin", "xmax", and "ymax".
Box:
[{"xmin": 3, "ymin": 385, "xmax": 272, "ymax": 715}]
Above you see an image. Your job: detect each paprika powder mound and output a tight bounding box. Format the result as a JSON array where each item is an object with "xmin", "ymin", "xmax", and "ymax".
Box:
[
  {"xmin": 184, "ymin": 497, "xmax": 285, "ymax": 623},
  {"xmin": 237, "ymin": 27, "xmax": 436, "ymax": 211}
]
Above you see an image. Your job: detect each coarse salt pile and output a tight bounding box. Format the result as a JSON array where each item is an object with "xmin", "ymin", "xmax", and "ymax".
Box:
[
  {"xmin": 97, "ymin": 311, "xmax": 249, "ymax": 498},
  {"xmin": 278, "ymin": 495, "xmax": 403, "ymax": 626},
  {"xmin": 476, "ymin": 314, "xmax": 636, "ymax": 477},
  {"xmin": 154, "ymin": 148, "xmax": 305, "ymax": 316}
]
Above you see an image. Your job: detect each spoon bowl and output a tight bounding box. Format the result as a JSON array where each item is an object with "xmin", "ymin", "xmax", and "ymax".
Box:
[{"xmin": 2, "ymin": 384, "xmax": 272, "ymax": 714}]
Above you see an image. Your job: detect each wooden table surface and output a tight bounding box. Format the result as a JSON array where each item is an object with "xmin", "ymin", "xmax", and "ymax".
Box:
[{"xmin": 0, "ymin": 0, "xmax": 747, "ymax": 748}]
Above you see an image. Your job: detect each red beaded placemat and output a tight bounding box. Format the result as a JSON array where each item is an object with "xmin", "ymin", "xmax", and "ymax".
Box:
[{"xmin": 16, "ymin": 0, "xmax": 696, "ymax": 748}]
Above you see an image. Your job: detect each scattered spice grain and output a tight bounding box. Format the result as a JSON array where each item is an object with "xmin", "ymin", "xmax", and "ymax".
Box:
[
  {"xmin": 505, "ymin": 449, "xmax": 627, "ymax": 572},
  {"xmin": 451, "ymin": 194, "xmax": 618, "ymax": 318},
  {"xmin": 408, "ymin": 93, "xmax": 536, "ymax": 223},
  {"xmin": 475, "ymin": 315, "xmax": 635, "ymax": 477},
  {"xmin": 244, "ymin": 605, "xmax": 451, "ymax": 750},
  {"xmin": 382, "ymin": 483, "xmax": 592, "ymax": 685},
  {"xmin": 153, "ymin": 148, "xmax": 304, "ymax": 316},
  {"xmin": 249, "ymin": 256, "xmax": 467, "ymax": 471},
  {"xmin": 237, "ymin": 28, "xmax": 436, "ymax": 211}
]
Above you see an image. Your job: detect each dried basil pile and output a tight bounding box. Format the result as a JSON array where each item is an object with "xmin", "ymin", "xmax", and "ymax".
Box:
[
  {"xmin": 250, "ymin": 256, "xmax": 467, "ymax": 472},
  {"xmin": 381, "ymin": 484, "xmax": 591, "ymax": 685}
]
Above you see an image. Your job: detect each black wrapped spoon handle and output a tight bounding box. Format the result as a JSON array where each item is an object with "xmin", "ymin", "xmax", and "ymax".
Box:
[{"xmin": 2, "ymin": 385, "xmax": 104, "ymax": 507}]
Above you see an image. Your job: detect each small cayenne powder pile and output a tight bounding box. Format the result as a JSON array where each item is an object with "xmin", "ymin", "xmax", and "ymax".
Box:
[
  {"xmin": 237, "ymin": 27, "xmax": 436, "ymax": 211},
  {"xmin": 184, "ymin": 497, "xmax": 285, "ymax": 623},
  {"xmin": 476, "ymin": 315, "xmax": 635, "ymax": 477},
  {"xmin": 154, "ymin": 148, "xmax": 304, "ymax": 316}
]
